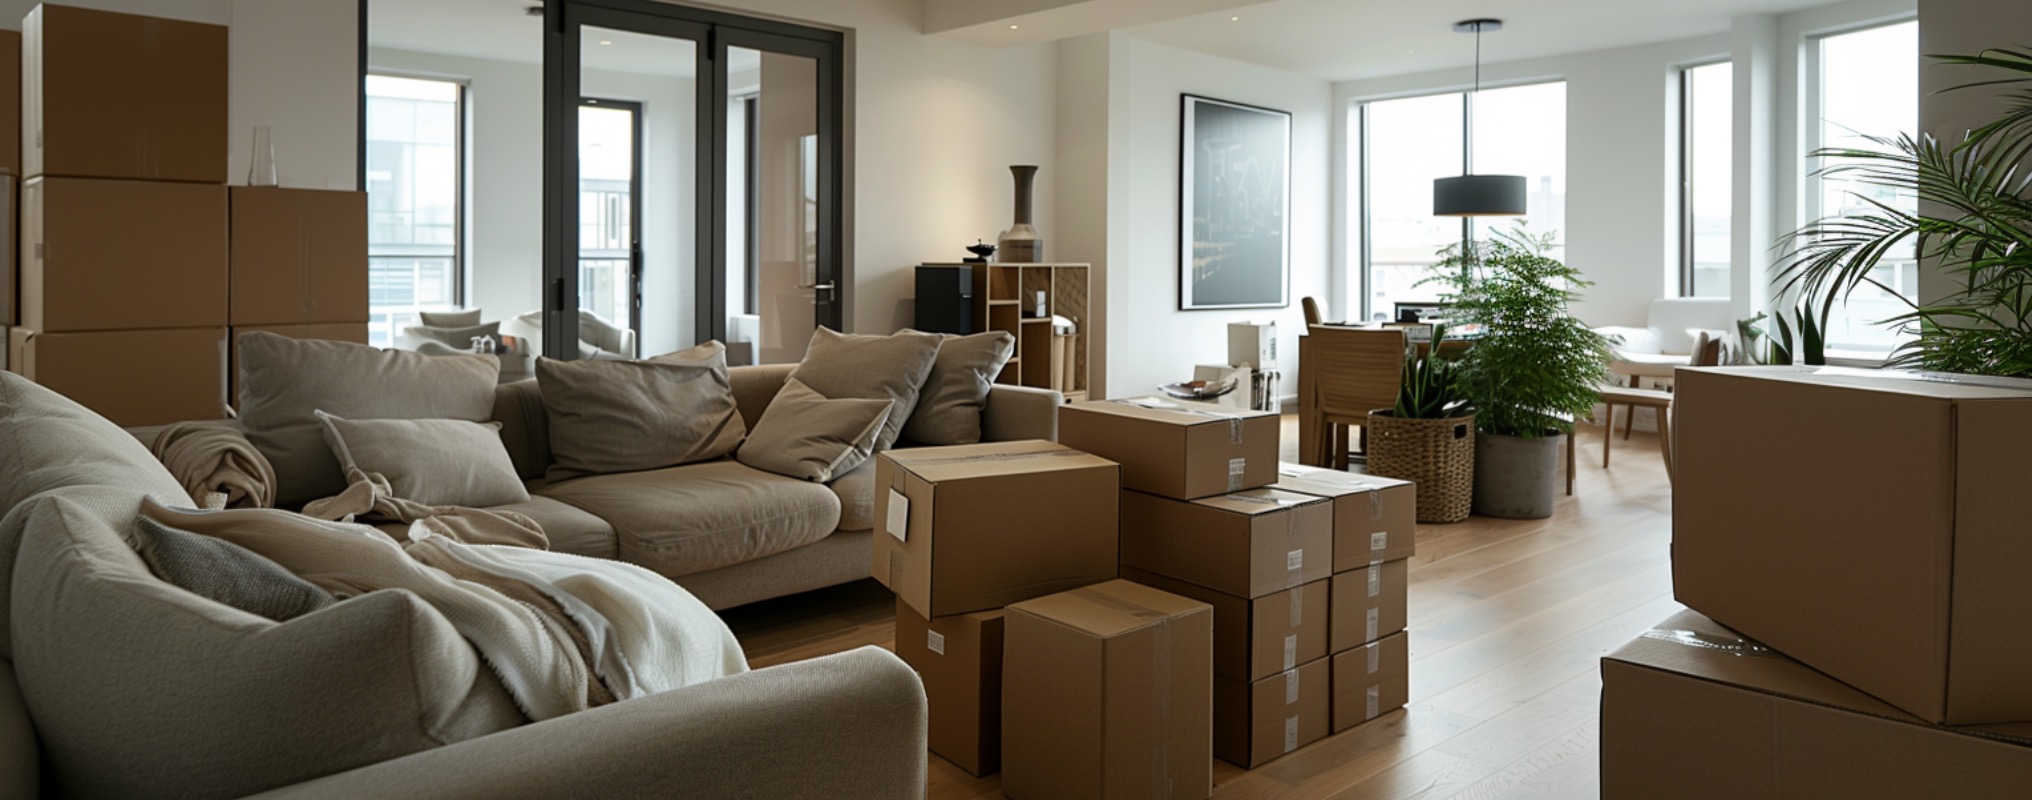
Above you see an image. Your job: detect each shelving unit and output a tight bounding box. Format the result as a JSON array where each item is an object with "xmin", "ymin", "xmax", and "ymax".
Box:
[{"xmin": 921, "ymin": 261, "xmax": 1091, "ymax": 402}]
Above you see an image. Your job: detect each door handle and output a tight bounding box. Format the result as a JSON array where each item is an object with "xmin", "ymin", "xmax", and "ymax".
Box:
[{"xmin": 798, "ymin": 283, "xmax": 836, "ymax": 290}]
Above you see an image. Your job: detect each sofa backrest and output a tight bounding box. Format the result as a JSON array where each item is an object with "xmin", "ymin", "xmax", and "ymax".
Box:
[
  {"xmin": 1646, "ymin": 297, "xmax": 1734, "ymax": 355},
  {"xmin": 491, "ymin": 362, "xmax": 795, "ymax": 482},
  {"xmin": 0, "ymin": 659, "xmax": 36, "ymax": 799}
]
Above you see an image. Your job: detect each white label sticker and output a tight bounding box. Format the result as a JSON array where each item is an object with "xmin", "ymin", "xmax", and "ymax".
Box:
[
  {"xmin": 1283, "ymin": 716, "xmax": 1299, "ymax": 753},
  {"xmin": 1282, "ymin": 635, "xmax": 1297, "ymax": 671},
  {"xmin": 1286, "ymin": 549, "xmax": 1304, "ymax": 573},
  {"xmin": 1370, "ymin": 531, "xmax": 1388, "ymax": 553},
  {"xmin": 885, "ymin": 489, "xmax": 910, "ymax": 543},
  {"xmin": 1285, "ymin": 669, "xmax": 1301, "ymax": 704},
  {"xmin": 1229, "ymin": 418, "xmax": 1245, "ymax": 445},
  {"xmin": 1366, "ymin": 685, "xmax": 1381, "ymax": 720},
  {"xmin": 1366, "ymin": 608, "xmax": 1380, "ymax": 643},
  {"xmin": 926, "ymin": 630, "xmax": 946, "ymax": 655},
  {"xmin": 1367, "ymin": 642, "xmax": 1381, "ymax": 674},
  {"xmin": 1367, "ymin": 567, "xmax": 1382, "ymax": 597},
  {"xmin": 1227, "ymin": 458, "xmax": 1247, "ymax": 492}
]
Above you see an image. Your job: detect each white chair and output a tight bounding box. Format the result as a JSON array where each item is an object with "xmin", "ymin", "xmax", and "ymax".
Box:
[
  {"xmin": 1593, "ymin": 298, "xmax": 1733, "ymax": 382},
  {"xmin": 502, "ymin": 310, "xmax": 638, "ymax": 360}
]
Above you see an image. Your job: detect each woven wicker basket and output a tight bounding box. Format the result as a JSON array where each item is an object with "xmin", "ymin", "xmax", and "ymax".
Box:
[{"xmin": 1365, "ymin": 410, "xmax": 1476, "ymax": 523}]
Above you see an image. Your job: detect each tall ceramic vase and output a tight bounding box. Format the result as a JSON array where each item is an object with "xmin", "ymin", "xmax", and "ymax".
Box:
[{"xmin": 998, "ymin": 165, "xmax": 1043, "ymax": 263}]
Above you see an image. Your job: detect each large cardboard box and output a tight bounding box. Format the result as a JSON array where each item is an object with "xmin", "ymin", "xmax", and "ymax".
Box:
[
  {"xmin": 24, "ymin": 5, "xmax": 227, "ymax": 182},
  {"xmin": 1330, "ymin": 631, "xmax": 1409, "ymax": 733},
  {"xmin": 893, "ymin": 600, "xmax": 1005, "ymax": 777},
  {"xmin": 1213, "ymin": 657, "xmax": 1328, "ymax": 769},
  {"xmin": 1273, "ymin": 463, "xmax": 1416, "ymax": 571},
  {"xmin": 1058, "ymin": 398, "xmax": 1278, "ymax": 500},
  {"xmin": 1330, "ymin": 559, "xmax": 1408, "ymax": 653},
  {"xmin": 227, "ymin": 323, "xmax": 368, "ymax": 406},
  {"xmin": 1120, "ymin": 487, "xmax": 1333, "ymax": 599},
  {"xmin": 1122, "ymin": 566, "xmax": 1327, "ymax": 683},
  {"xmin": 0, "ymin": 29, "xmax": 20, "ymax": 177},
  {"xmin": 8, "ymin": 327, "xmax": 227, "ymax": 426},
  {"xmin": 229, "ymin": 187, "xmax": 369, "ymax": 326},
  {"xmin": 22, "ymin": 177, "xmax": 228, "ymax": 332},
  {"xmin": 873, "ymin": 440, "xmax": 1120, "ymax": 619},
  {"xmin": 0, "ymin": 174, "xmax": 15, "ymax": 327},
  {"xmin": 1003, "ymin": 580, "xmax": 1212, "ymax": 800},
  {"xmin": 1674, "ymin": 366, "xmax": 2032, "ymax": 724},
  {"xmin": 1602, "ymin": 609, "xmax": 2032, "ymax": 799}
]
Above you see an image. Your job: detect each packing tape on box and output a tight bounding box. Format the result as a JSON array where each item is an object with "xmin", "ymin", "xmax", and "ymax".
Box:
[
  {"xmin": 1283, "ymin": 716, "xmax": 1299, "ymax": 754},
  {"xmin": 1366, "ymin": 685, "xmax": 1381, "ymax": 720},
  {"xmin": 1366, "ymin": 608, "xmax": 1379, "ymax": 643},
  {"xmin": 1110, "ymin": 397, "xmax": 1254, "ymax": 444},
  {"xmin": 1367, "ymin": 567, "xmax": 1381, "ymax": 598},
  {"xmin": 1286, "ymin": 669, "xmax": 1301, "ymax": 705},
  {"xmin": 1639, "ymin": 628, "xmax": 1780, "ymax": 659},
  {"xmin": 1075, "ymin": 589, "xmax": 1178, "ymax": 797},
  {"xmin": 1228, "ymin": 458, "xmax": 1247, "ymax": 492},
  {"xmin": 1369, "ymin": 531, "xmax": 1389, "ymax": 563},
  {"xmin": 1367, "ymin": 641, "xmax": 1381, "ymax": 675},
  {"xmin": 899, "ymin": 448, "xmax": 1091, "ymax": 467},
  {"xmin": 1290, "ymin": 590, "xmax": 1303, "ymax": 627},
  {"xmin": 1283, "ymin": 635, "xmax": 1297, "ymax": 671}
]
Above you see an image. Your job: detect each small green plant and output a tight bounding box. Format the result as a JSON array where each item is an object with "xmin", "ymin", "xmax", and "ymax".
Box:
[{"xmin": 1393, "ymin": 327, "xmax": 1470, "ymax": 419}]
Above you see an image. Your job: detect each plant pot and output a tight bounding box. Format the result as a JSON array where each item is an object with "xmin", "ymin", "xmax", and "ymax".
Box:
[
  {"xmin": 1472, "ymin": 431, "xmax": 1559, "ymax": 519},
  {"xmin": 1365, "ymin": 410, "xmax": 1475, "ymax": 524}
]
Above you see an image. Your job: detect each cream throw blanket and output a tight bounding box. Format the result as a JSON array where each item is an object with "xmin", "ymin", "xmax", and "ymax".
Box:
[
  {"xmin": 303, "ymin": 466, "xmax": 549, "ymax": 550},
  {"xmin": 149, "ymin": 423, "xmax": 278, "ymax": 510},
  {"xmin": 140, "ymin": 498, "xmax": 748, "ymax": 721}
]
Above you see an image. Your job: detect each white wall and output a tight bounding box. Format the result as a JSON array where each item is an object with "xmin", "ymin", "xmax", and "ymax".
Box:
[{"xmin": 1916, "ymin": 0, "xmax": 2032, "ymax": 306}]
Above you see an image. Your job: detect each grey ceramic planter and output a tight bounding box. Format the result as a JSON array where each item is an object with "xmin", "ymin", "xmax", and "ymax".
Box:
[{"xmin": 1471, "ymin": 431, "xmax": 1559, "ymax": 519}]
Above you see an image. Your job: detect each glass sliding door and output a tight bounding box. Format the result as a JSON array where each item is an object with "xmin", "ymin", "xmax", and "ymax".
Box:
[
  {"xmin": 577, "ymin": 99, "xmax": 640, "ymax": 353},
  {"xmin": 724, "ymin": 45, "xmax": 824, "ymax": 364}
]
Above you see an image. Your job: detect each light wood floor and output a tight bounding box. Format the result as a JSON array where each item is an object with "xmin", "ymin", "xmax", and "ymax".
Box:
[{"xmin": 723, "ymin": 413, "xmax": 1680, "ymax": 800}]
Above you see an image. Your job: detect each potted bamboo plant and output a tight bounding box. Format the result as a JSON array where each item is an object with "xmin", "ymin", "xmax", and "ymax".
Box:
[
  {"xmin": 1429, "ymin": 229, "xmax": 1612, "ymax": 519},
  {"xmin": 1366, "ymin": 330, "xmax": 1475, "ymax": 523}
]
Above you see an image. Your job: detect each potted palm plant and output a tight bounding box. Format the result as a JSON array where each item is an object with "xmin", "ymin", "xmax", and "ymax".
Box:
[
  {"xmin": 1366, "ymin": 331, "xmax": 1475, "ymax": 523},
  {"xmin": 1429, "ymin": 229, "xmax": 1612, "ymax": 519}
]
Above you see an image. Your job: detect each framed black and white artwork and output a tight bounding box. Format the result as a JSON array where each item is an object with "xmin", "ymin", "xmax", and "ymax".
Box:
[{"xmin": 1179, "ymin": 94, "xmax": 1291, "ymax": 310}]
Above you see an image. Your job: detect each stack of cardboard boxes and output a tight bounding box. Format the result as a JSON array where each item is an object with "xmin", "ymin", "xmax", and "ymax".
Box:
[
  {"xmin": 4, "ymin": 5, "xmax": 367, "ymax": 425},
  {"xmin": 1603, "ymin": 367, "xmax": 2032, "ymax": 797}
]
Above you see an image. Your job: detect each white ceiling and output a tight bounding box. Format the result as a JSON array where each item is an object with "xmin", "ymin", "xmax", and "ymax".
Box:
[{"xmin": 368, "ymin": 0, "xmax": 704, "ymax": 78}]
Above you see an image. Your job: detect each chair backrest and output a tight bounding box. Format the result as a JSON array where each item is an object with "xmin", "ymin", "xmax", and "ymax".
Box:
[
  {"xmin": 1689, "ymin": 330, "xmax": 1723, "ymax": 368},
  {"xmin": 1301, "ymin": 296, "xmax": 1323, "ymax": 326},
  {"xmin": 1307, "ymin": 325, "xmax": 1405, "ymax": 419}
]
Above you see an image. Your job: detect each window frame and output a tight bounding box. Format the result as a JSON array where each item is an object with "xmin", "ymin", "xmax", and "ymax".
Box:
[
  {"xmin": 364, "ymin": 72, "xmax": 469, "ymax": 329},
  {"xmin": 1677, "ymin": 60, "xmax": 1731, "ymax": 298}
]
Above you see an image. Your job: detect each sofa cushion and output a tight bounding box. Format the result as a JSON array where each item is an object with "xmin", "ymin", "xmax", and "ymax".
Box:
[
  {"xmin": 419, "ymin": 308, "xmax": 484, "ymax": 328},
  {"xmin": 737, "ymin": 378, "xmax": 892, "ymax": 483},
  {"xmin": 316, "ymin": 412, "xmax": 531, "ymax": 507},
  {"xmin": 489, "ymin": 495, "xmax": 617, "ymax": 560},
  {"xmin": 7, "ymin": 492, "xmax": 525, "ymax": 800},
  {"xmin": 536, "ymin": 342, "xmax": 747, "ymax": 483},
  {"xmin": 902, "ymin": 330, "xmax": 1014, "ymax": 446},
  {"xmin": 0, "ymin": 660, "xmax": 36, "ymax": 800},
  {"xmin": 539, "ymin": 460, "xmax": 840, "ymax": 577},
  {"xmin": 789, "ymin": 327, "xmax": 941, "ymax": 453},
  {"xmin": 492, "ymin": 380, "xmax": 552, "ymax": 481},
  {"xmin": 134, "ymin": 516, "xmax": 337, "ymax": 621},
  {"xmin": 237, "ymin": 332, "xmax": 499, "ymax": 508},
  {"xmin": 828, "ymin": 460, "xmax": 877, "ymax": 533}
]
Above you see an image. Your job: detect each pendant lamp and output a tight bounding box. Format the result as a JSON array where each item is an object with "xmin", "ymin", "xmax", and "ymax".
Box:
[{"xmin": 1434, "ymin": 19, "xmax": 1527, "ymax": 217}]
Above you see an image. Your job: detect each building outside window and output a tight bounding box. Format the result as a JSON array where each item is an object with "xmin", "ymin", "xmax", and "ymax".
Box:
[
  {"xmin": 364, "ymin": 74, "xmax": 463, "ymax": 348},
  {"xmin": 1811, "ymin": 21, "xmax": 1918, "ymax": 354},
  {"xmin": 1682, "ymin": 61, "xmax": 1732, "ymax": 298}
]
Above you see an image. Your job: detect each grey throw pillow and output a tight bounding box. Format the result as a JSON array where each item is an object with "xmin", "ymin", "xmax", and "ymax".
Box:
[
  {"xmin": 537, "ymin": 341, "xmax": 747, "ymax": 482},
  {"xmin": 788, "ymin": 327, "xmax": 942, "ymax": 452},
  {"xmin": 418, "ymin": 309, "xmax": 483, "ymax": 328},
  {"xmin": 737, "ymin": 379, "xmax": 894, "ymax": 483},
  {"xmin": 315, "ymin": 412, "xmax": 531, "ymax": 507},
  {"xmin": 902, "ymin": 330, "xmax": 1014, "ymax": 446},
  {"xmin": 133, "ymin": 516, "xmax": 336, "ymax": 622}
]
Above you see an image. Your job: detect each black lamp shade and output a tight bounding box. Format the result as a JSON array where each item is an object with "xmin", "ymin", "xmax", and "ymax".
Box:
[{"xmin": 1433, "ymin": 174, "xmax": 1528, "ymax": 217}]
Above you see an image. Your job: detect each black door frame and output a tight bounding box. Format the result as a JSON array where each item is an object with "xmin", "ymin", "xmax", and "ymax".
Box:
[{"xmin": 579, "ymin": 96, "xmax": 645, "ymax": 350}]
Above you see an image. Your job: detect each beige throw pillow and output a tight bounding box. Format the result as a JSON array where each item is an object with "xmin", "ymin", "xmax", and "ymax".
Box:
[
  {"xmin": 315, "ymin": 412, "xmax": 531, "ymax": 507},
  {"xmin": 737, "ymin": 379, "xmax": 894, "ymax": 483},
  {"xmin": 419, "ymin": 308, "xmax": 483, "ymax": 327},
  {"xmin": 537, "ymin": 341, "xmax": 747, "ymax": 482},
  {"xmin": 902, "ymin": 330, "xmax": 1015, "ymax": 446},
  {"xmin": 788, "ymin": 327, "xmax": 942, "ymax": 452}
]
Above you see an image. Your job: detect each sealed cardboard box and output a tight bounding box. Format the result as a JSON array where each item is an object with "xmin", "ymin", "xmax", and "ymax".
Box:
[
  {"xmin": 1602, "ymin": 609, "xmax": 2032, "ymax": 799},
  {"xmin": 22, "ymin": 177, "xmax": 228, "ymax": 332},
  {"xmin": 1330, "ymin": 559, "xmax": 1408, "ymax": 653},
  {"xmin": 9, "ymin": 327, "xmax": 227, "ymax": 426},
  {"xmin": 24, "ymin": 5, "xmax": 227, "ymax": 182},
  {"xmin": 1331, "ymin": 631, "xmax": 1409, "ymax": 733},
  {"xmin": 1273, "ymin": 463, "xmax": 1416, "ymax": 571},
  {"xmin": 893, "ymin": 599, "xmax": 1005, "ymax": 777},
  {"xmin": 1059, "ymin": 398, "xmax": 1278, "ymax": 500},
  {"xmin": 1214, "ymin": 657, "xmax": 1328, "ymax": 769},
  {"xmin": 0, "ymin": 174, "xmax": 16, "ymax": 327},
  {"xmin": 873, "ymin": 440, "xmax": 1120, "ymax": 619},
  {"xmin": 1120, "ymin": 487, "xmax": 1333, "ymax": 599},
  {"xmin": 1003, "ymin": 580, "xmax": 1212, "ymax": 800},
  {"xmin": 1123, "ymin": 566, "xmax": 1327, "ymax": 683},
  {"xmin": 0, "ymin": 29, "xmax": 20, "ymax": 177},
  {"xmin": 227, "ymin": 323, "xmax": 368, "ymax": 406},
  {"xmin": 1675, "ymin": 366, "xmax": 2032, "ymax": 724},
  {"xmin": 230, "ymin": 187, "xmax": 369, "ymax": 326}
]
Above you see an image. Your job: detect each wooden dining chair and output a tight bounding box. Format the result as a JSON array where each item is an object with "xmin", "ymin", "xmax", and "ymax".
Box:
[
  {"xmin": 1306, "ymin": 325, "xmax": 1406, "ymax": 469},
  {"xmin": 1597, "ymin": 331, "xmax": 1721, "ymax": 480}
]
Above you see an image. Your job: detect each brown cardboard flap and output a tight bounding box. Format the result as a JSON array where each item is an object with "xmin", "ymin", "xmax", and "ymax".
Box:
[
  {"xmin": 10, "ymin": 327, "xmax": 228, "ymax": 426},
  {"xmin": 1059, "ymin": 398, "xmax": 1279, "ymax": 500},
  {"xmin": 26, "ymin": 5, "xmax": 228, "ymax": 182},
  {"xmin": 1121, "ymin": 488, "xmax": 1334, "ymax": 599},
  {"xmin": 1273, "ymin": 462, "xmax": 1418, "ymax": 569},
  {"xmin": 229, "ymin": 187, "xmax": 369, "ymax": 326},
  {"xmin": 22, "ymin": 177, "xmax": 228, "ymax": 332},
  {"xmin": 1330, "ymin": 559, "xmax": 1408, "ymax": 653},
  {"xmin": 894, "ymin": 600, "xmax": 1006, "ymax": 777}
]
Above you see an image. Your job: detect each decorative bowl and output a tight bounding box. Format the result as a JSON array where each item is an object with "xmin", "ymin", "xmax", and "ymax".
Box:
[{"xmin": 1158, "ymin": 377, "xmax": 1240, "ymax": 401}]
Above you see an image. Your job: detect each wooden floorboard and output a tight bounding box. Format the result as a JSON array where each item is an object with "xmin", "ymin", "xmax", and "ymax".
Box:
[{"xmin": 724, "ymin": 414, "xmax": 1679, "ymax": 800}]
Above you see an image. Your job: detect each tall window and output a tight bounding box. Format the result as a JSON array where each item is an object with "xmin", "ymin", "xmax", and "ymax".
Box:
[
  {"xmin": 365, "ymin": 75, "xmax": 463, "ymax": 348},
  {"xmin": 1358, "ymin": 82, "xmax": 1567, "ymax": 322},
  {"xmin": 1812, "ymin": 21, "xmax": 1918, "ymax": 353},
  {"xmin": 578, "ymin": 100, "xmax": 638, "ymax": 338},
  {"xmin": 1682, "ymin": 62, "xmax": 1733, "ymax": 298}
]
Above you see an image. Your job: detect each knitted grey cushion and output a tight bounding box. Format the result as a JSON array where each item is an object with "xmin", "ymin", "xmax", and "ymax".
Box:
[{"xmin": 133, "ymin": 516, "xmax": 336, "ymax": 621}]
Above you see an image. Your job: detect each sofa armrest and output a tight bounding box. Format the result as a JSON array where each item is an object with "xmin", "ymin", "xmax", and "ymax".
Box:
[
  {"xmin": 981, "ymin": 384, "xmax": 1063, "ymax": 443},
  {"xmin": 246, "ymin": 646, "xmax": 927, "ymax": 800},
  {"xmin": 1593, "ymin": 326, "xmax": 1661, "ymax": 355}
]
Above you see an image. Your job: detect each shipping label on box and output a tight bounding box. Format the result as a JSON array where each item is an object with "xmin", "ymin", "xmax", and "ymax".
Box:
[
  {"xmin": 25, "ymin": 5, "xmax": 227, "ymax": 182},
  {"xmin": 893, "ymin": 599, "xmax": 1007, "ymax": 777},
  {"xmin": 10, "ymin": 327, "xmax": 228, "ymax": 426},
  {"xmin": 872, "ymin": 440, "xmax": 1120, "ymax": 619},
  {"xmin": 1124, "ymin": 566, "xmax": 1328, "ymax": 683},
  {"xmin": 1330, "ymin": 559, "xmax": 1408, "ymax": 653},
  {"xmin": 1228, "ymin": 321, "xmax": 1277, "ymax": 370},
  {"xmin": 1331, "ymin": 631, "xmax": 1409, "ymax": 733},
  {"xmin": 1059, "ymin": 398, "xmax": 1279, "ymax": 500},
  {"xmin": 1213, "ymin": 658, "xmax": 1329, "ymax": 769},
  {"xmin": 1273, "ymin": 462, "xmax": 1416, "ymax": 571},
  {"xmin": 1120, "ymin": 487, "xmax": 1333, "ymax": 599},
  {"xmin": 22, "ymin": 177, "xmax": 228, "ymax": 332},
  {"xmin": 1003, "ymin": 580, "xmax": 1212, "ymax": 800}
]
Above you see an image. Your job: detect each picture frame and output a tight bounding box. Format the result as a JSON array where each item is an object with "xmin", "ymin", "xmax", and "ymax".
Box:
[{"xmin": 1179, "ymin": 94, "xmax": 1292, "ymax": 311}]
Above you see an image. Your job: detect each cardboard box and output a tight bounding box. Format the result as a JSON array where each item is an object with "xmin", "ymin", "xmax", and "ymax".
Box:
[
  {"xmin": 24, "ymin": 5, "xmax": 227, "ymax": 182},
  {"xmin": 22, "ymin": 177, "xmax": 228, "ymax": 332},
  {"xmin": 1674, "ymin": 366, "xmax": 2032, "ymax": 724},
  {"xmin": 1331, "ymin": 631, "xmax": 1409, "ymax": 733},
  {"xmin": 8, "ymin": 327, "xmax": 227, "ymax": 426},
  {"xmin": 0, "ymin": 174, "xmax": 15, "ymax": 327},
  {"xmin": 872, "ymin": 440, "xmax": 1120, "ymax": 619},
  {"xmin": 1003, "ymin": 580, "xmax": 1212, "ymax": 800},
  {"xmin": 1122, "ymin": 566, "xmax": 1327, "ymax": 683},
  {"xmin": 1602, "ymin": 609, "xmax": 2032, "ymax": 799},
  {"xmin": 0, "ymin": 29, "xmax": 20, "ymax": 177},
  {"xmin": 893, "ymin": 599, "xmax": 1005, "ymax": 777},
  {"xmin": 1273, "ymin": 463, "xmax": 1416, "ymax": 571},
  {"xmin": 1228, "ymin": 321, "xmax": 1277, "ymax": 370},
  {"xmin": 1214, "ymin": 657, "xmax": 1329, "ymax": 768},
  {"xmin": 1119, "ymin": 487, "xmax": 1333, "ymax": 599},
  {"xmin": 1330, "ymin": 559, "xmax": 1408, "ymax": 653},
  {"xmin": 1058, "ymin": 398, "xmax": 1278, "ymax": 500},
  {"xmin": 229, "ymin": 187, "xmax": 369, "ymax": 325},
  {"xmin": 227, "ymin": 323, "xmax": 368, "ymax": 406}
]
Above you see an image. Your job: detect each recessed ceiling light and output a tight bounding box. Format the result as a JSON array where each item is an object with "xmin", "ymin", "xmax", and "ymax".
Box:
[
  {"xmin": 1009, "ymin": 24, "xmax": 1019, "ymax": 30},
  {"xmin": 599, "ymin": 40, "xmax": 612, "ymax": 45},
  {"xmin": 1230, "ymin": 16, "xmax": 1240, "ymax": 22}
]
